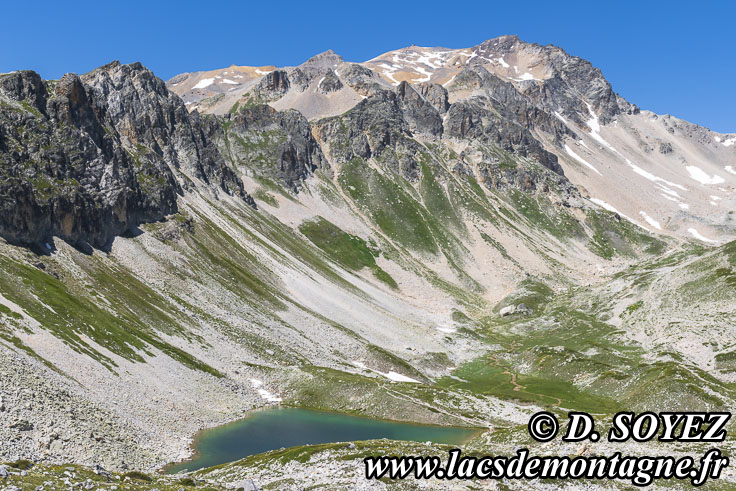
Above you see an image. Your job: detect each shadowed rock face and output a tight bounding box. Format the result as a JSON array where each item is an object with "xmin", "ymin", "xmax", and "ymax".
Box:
[
  {"xmin": 338, "ymin": 63, "xmax": 384, "ymax": 97},
  {"xmin": 452, "ymin": 66, "xmax": 571, "ymax": 139},
  {"xmin": 255, "ymin": 70, "xmax": 290, "ymax": 95},
  {"xmin": 415, "ymin": 82, "xmax": 449, "ymax": 115},
  {"xmin": 468, "ymin": 36, "xmax": 638, "ymax": 125},
  {"xmin": 313, "ymin": 91, "xmax": 425, "ymax": 181},
  {"xmin": 317, "ymin": 70, "xmax": 343, "ymax": 94},
  {"xmin": 312, "ymin": 72, "xmax": 570, "ymax": 187},
  {"xmin": 0, "ymin": 62, "xmax": 251, "ymax": 248},
  {"xmin": 444, "ymin": 95, "xmax": 564, "ymax": 175},
  {"xmin": 396, "ymin": 81, "xmax": 443, "ymax": 137}
]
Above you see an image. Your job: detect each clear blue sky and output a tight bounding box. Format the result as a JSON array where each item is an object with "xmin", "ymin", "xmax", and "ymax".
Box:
[{"xmin": 1, "ymin": 1, "xmax": 733, "ymax": 132}]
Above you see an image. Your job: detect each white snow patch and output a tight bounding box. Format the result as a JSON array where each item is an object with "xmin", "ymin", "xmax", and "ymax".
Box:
[
  {"xmin": 497, "ymin": 57, "xmax": 509, "ymax": 68},
  {"xmin": 257, "ymin": 388, "xmax": 282, "ymax": 403},
  {"xmin": 714, "ymin": 136, "xmax": 722, "ymax": 143},
  {"xmin": 442, "ymin": 74, "xmax": 457, "ymax": 87},
  {"xmin": 584, "ymin": 102, "xmax": 616, "ymax": 151},
  {"xmin": 658, "ymin": 190, "xmax": 689, "ymax": 210},
  {"xmin": 725, "ymin": 166, "xmax": 736, "ymax": 175},
  {"xmin": 626, "ymin": 159, "xmax": 687, "ymax": 190},
  {"xmin": 415, "ymin": 51, "xmax": 445, "ymax": 70},
  {"xmin": 517, "ymin": 72, "xmax": 536, "ymax": 81},
  {"xmin": 553, "ymin": 111, "xmax": 567, "ymax": 124},
  {"xmin": 685, "ymin": 166, "xmax": 725, "ymax": 185},
  {"xmin": 192, "ymin": 78, "xmax": 215, "ymax": 89},
  {"xmin": 658, "ymin": 185, "xmax": 682, "ymax": 198},
  {"xmin": 384, "ymin": 371, "xmax": 420, "ymax": 383},
  {"xmin": 590, "ymin": 199, "xmax": 647, "ymax": 230},
  {"xmin": 437, "ymin": 327, "xmax": 457, "ymax": 334},
  {"xmin": 29, "ymin": 292, "xmax": 56, "ymax": 314},
  {"xmin": 710, "ymin": 195, "xmax": 722, "ymax": 201},
  {"xmin": 639, "ymin": 211, "xmax": 661, "ymax": 230},
  {"xmin": 221, "ymin": 78, "xmax": 238, "ymax": 85},
  {"xmin": 564, "ymin": 144, "xmax": 601, "ymax": 175},
  {"xmin": 255, "ymin": 69, "xmax": 273, "ymax": 75},
  {"xmin": 723, "ymin": 137, "xmax": 736, "ymax": 147},
  {"xmin": 590, "ymin": 198, "xmax": 621, "ymax": 215},
  {"xmin": 250, "ymin": 378, "xmax": 281, "ymax": 402},
  {"xmin": 688, "ymin": 228, "xmax": 718, "ymax": 243},
  {"xmin": 378, "ymin": 63, "xmax": 400, "ymax": 85},
  {"xmin": 413, "ymin": 66, "xmax": 432, "ymax": 83}
]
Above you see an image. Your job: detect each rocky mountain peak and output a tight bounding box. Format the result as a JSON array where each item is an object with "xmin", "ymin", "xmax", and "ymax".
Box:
[
  {"xmin": 472, "ymin": 34, "xmax": 521, "ymax": 55},
  {"xmin": 300, "ymin": 49, "xmax": 344, "ymax": 70}
]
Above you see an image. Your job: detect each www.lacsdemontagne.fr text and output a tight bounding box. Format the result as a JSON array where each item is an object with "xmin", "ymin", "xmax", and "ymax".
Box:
[{"xmin": 364, "ymin": 448, "xmax": 728, "ymax": 486}]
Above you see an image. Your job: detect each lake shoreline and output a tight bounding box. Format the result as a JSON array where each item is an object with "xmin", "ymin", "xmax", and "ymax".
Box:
[{"xmin": 163, "ymin": 405, "xmax": 486, "ymax": 474}]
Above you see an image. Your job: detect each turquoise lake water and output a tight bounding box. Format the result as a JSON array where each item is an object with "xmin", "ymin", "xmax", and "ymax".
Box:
[{"xmin": 166, "ymin": 407, "xmax": 480, "ymax": 473}]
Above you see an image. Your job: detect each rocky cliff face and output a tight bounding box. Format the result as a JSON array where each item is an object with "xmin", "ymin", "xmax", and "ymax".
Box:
[
  {"xmin": 309, "ymin": 66, "xmax": 569, "ymax": 189},
  {"xmin": 0, "ymin": 62, "xmax": 251, "ymax": 248},
  {"xmin": 338, "ymin": 63, "xmax": 384, "ymax": 97},
  {"xmin": 218, "ymin": 104, "xmax": 328, "ymax": 190},
  {"xmin": 467, "ymin": 35, "xmax": 637, "ymax": 125},
  {"xmin": 450, "ymin": 66, "xmax": 571, "ymax": 142},
  {"xmin": 313, "ymin": 91, "xmax": 425, "ymax": 181},
  {"xmin": 255, "ymin": 70, "xmax": 291, "ymax": 96},
  {"xmin": 81, "ymin": 62, "xmax": 248, "ymax": 198},
  {"xmin": 0, "ymin": 70, "xmax": 177, "ymax": 248},
  {"xmin": 444, "ymin": 96, "xmax": 563, "ymax": 174},
  {"xmin": 396, "ymin": 81, "xmax": 444, "ymax": 137},
  {"xmin": 317, "ymin": 70, "xmax": 343, "ymax": 94}
]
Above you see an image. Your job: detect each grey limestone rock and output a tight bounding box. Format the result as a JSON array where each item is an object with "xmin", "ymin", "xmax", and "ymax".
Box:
[
  {"xmin": 0, "ymin": 62, "xmax": 252, "ymax": 248},
  {"xmin": 220, "ymin": 104, "xmax": 328, "ymax": 190}
]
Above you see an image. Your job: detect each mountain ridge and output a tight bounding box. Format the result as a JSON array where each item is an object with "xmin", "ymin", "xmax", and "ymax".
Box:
[
  {"xmin": 166, "ymin": 35, "xmax": 734, "ymax": 243},
  {"xmin": 0, "ymin": 34, "xmax": 735, "ymax": 489}
]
